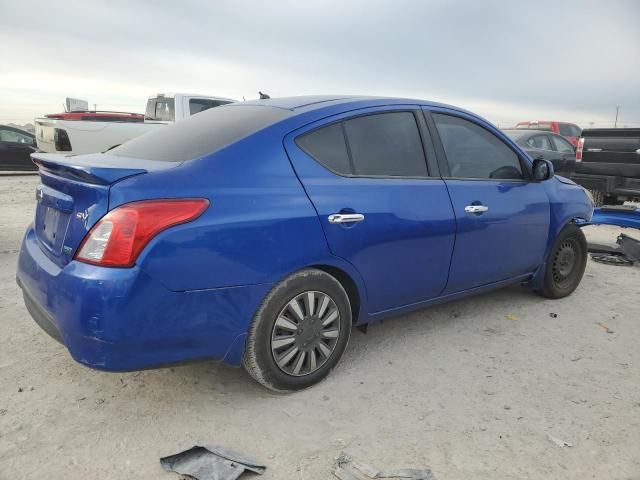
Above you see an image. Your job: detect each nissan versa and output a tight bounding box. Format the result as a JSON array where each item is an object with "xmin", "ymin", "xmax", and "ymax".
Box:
[{"xmin": 17, "ymin": 96, "xmax": 594, "ymax": 391}]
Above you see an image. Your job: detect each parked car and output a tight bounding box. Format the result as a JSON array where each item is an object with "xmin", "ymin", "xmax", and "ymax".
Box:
[
  {"xmin": 34, "ymin": 93, "xmax": 235, "ymax": 155},
  {"xmin": 515, "ymin": 121, "xmax": 582, "ymax": 148},
  {"xmin": 0, "ymin": 125, "xmax": 37, "ymax": 171},
  {"xmin": 502, "ymin": 129, "xmax": 576, "ymax": 177},
  {"xmin": 572, "ymin": 128, "xmax": 640, "ymax": 205},
  {"xmin": 17, "ymin": 96, "xmax": 594, "ymax": 391}
]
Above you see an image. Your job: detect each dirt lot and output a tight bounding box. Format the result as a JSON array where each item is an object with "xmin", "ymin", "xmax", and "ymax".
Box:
[{"xmin": 0, "ymin": 174, "xmax": 639, "ymax": 479}]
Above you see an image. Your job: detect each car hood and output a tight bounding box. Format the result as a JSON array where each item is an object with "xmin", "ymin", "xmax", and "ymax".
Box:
[{"xmin": 555, "ymin": 175, "xmax": 577, "ymax": 186}]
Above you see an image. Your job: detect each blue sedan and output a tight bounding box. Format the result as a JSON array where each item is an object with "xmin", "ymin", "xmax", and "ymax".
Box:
[{"xmin": 17, "ymin": 96, "xmax": 593, "ymax": 391}]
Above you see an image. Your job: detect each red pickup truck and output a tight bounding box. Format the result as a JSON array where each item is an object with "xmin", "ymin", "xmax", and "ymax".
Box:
[{"xmin": 515, "ymin": 121, "xmax": 582, "ymax": 148}]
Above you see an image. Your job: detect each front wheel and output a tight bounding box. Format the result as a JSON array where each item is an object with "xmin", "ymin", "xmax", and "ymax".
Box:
[
  {"xmin": 242, "ymin": 269, "xmax": 351, "ymax": 392},
  {"xmin": 535, "ymin": 224, "xmax": 587, "ymax": 299}
]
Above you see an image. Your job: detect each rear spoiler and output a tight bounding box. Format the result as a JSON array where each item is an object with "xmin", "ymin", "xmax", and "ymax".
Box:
[{"xmin": 31, "ymin": 153, "xmax": 179, "ymax": 185}]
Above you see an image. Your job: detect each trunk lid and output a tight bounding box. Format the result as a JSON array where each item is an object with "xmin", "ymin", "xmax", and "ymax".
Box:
[{"xmin": 31, "ymin": 152, "xmax": 180, "ymax": 266}]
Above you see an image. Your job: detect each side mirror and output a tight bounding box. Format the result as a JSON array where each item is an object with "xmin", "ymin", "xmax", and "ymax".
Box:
[{"xmin": 532, "ymin": 158, "xmax": 554, "ymax": 181}]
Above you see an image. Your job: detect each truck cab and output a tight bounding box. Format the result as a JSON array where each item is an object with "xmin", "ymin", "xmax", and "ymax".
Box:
[{"xmin": 144, "ymin": 93, "xmax": 235, "ymax": 122}]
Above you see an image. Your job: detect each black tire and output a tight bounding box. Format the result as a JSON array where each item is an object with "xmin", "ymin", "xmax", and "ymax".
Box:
[
  {"xmin": 536, "ymin": 224, "xmax": 587, "ymax": 299},
  {"xmin": 242, "ymin": 269, "xmax": 351, "ymax": 392}
]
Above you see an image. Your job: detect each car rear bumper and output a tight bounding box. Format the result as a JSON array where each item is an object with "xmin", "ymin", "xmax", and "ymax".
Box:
[{"xmin": 16, "ymin": 226, "xmax": 272, "ymax": 371}]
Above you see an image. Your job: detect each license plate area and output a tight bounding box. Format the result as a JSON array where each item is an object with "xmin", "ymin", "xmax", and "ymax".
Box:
[{"xmin": 35, "ymin": 204, "xmax": 71, "ymax": 255}]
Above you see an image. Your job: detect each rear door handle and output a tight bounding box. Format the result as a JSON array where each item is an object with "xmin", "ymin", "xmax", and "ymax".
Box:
[
  {"xmin": 464, "ymin": 205, "xmax": 489, "ymax": 214},
  {"xmin": 328, "ymin": 213, "xmax": 365, "ymax": 224}
]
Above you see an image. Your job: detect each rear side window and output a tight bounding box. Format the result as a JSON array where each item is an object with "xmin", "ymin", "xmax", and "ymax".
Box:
[
  {"xmin": 344, "ymin": 112, "xmax": 427, "ymax": 177},
  {"xmin": 296, "ymin": 123, "xmax": 351, "ymax": 174},
  {"xmin": 112, "ymin": 105, "xmax": 291, "ymax": 162},
  {"xmin": 296, "ymin": 112, "xmax": 428, "ymax": 177},
  {"xmin": 433, "ymin": 113, "xmax": 523, "ymax": 180},
  {"xmin": 526, "ymin": 135, "xmax": 552, "ymax": 150},
  {"xmin": 551, "ymin": 135, "xmax": 575, "ymax": 153}
]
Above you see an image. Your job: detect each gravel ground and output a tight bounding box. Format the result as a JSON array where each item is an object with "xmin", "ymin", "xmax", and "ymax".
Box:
[{"xmin": 0, "ymin": 174, "xmax": 639, "ymax": 479}]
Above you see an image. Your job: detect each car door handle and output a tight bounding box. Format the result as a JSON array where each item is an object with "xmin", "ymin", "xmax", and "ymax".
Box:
[
  {"xmin": 464, "ymin": 205, "xmax": 489, "ymax": 214},
  {"xmin": 328, "ymin": 213, "xmax": 365, "ymax": 224}
]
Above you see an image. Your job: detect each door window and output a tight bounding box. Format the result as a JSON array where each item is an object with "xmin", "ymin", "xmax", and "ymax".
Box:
[
  {"xmin": 433, "ymin": 114, "xmax": 523, "ymax": 180},
  {"xmin": 0, "ymin": 128, "xmax": 33, "ymax": 143},
  {"xmin": 551, "ymin": 135, "xmax": 575, "ymax": 153},
  {"xmin": 296, "ymin": 123, "xmax": 351, "ymax": 175},
  {"xmin": 526, "ymin": 135, "xmax": 552, "ymax": 150},
  {"xmin": 296, "ymin": 111, "xmax": 428, "ymax": 177}
]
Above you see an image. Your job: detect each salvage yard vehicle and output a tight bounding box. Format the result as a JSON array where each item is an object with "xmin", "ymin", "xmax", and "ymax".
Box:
[
  {"xmin": 0, "ymin": 125, "xmax": 37, "ymax": 171},
  {"xmin": 502, "ymin": 128, "xmax": 576, "ymax": 178},
  {"xmin": 515, "ymin": 120, "xmax": 582, "ymax": 148},
  {"xmin": 33, "ymin": 93, "xmax": 235, "ymax": 155},
  {"xmin": 572, "ymin": 128, "xmax": 640, "ymax": 205},
  {"xmin": 17, "ymin": 96, "xmax": 594, "ymax": 391}
]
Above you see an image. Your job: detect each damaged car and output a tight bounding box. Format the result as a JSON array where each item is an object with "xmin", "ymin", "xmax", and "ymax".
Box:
[{"xmin": 17, "ymin": 96, "xmax": 594, "ymax": 391}]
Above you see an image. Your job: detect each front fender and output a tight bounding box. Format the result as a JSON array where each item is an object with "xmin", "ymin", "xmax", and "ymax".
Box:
[{"xmin": 530, "ymin": 177, "xmax": 593, "ymax": 289}]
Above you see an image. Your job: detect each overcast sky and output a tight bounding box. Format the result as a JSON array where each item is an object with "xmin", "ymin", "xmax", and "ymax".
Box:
[{"xmin": 1, "ymin": 0, "xmax": 639, "ymax": 127}]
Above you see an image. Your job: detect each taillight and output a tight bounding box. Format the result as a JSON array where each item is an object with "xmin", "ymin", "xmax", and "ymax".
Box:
[
  {"xmin": 75, "ymin": 199, "xmax": 209, "ymax": 267},
  {"xmin": 54, "ymin": 128, "xmax": 72, "ymax": 151},
  {"xmin": 576, "ymin": 138, "xmax": 584, "ymax": 162}
]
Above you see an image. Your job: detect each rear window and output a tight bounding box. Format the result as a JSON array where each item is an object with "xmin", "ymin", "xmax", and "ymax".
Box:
[
  {"xmin": 145, "ymin": 97, "xmax": 175, "ymax": 121},
  {"xmin": 111, "ymin": 105, "xmax": 291, "ymax": 162}
]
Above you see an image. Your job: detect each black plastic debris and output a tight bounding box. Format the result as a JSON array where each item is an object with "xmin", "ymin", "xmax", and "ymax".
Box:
[
  {"xmin": 160, "ymin": 445, "xmax": 266, "ymax": 480},
  {"xmin": 334, "ymin": 453, "xmax": 436, "ymax": 480},
  {"xmin": 588, "ymin": 233, "xmax": 640, "ymax": 266}
]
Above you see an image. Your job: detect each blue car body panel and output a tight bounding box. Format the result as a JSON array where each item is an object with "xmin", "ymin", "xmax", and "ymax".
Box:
[
  {"xmin": 590, "ymin": 206, "xmax": 640, "ymax": 229},
  {"xmin": 16, "ymin": 96, "xmax": 594, "ymax": 372}
]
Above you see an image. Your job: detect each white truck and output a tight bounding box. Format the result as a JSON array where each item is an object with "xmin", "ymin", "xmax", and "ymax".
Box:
[{"xmin": 34, "ymin": 93, "xmax": 236, "ymax": 155}]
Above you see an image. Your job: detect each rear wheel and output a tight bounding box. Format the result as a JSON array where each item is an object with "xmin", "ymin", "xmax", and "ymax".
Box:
[
  {"xmin": 536, "ymin": 224, "xmax": 587, "ymax": 299},
  {"xmin": 242, "ymin": 269, "xmax": 351, "ymax": 391}
]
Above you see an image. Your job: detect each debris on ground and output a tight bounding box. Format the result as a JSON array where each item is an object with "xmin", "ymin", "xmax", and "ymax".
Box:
[
  {"xmin": 160, "ymin": 445, "xmax": 266, "ymax": 480},
  {"xmin": 588, "ymin": 233, "xmax": 640, "ymax": 266},
  {"xmin": 547, "ymin": 434, "xmax": 573, "ymax": 448},
  {"xmin": 505, "ymin": 314, "xmax": 519, "ymax": 321},
  {"xmin": 595, "ymin": 322, "xmax": 614, "ymax": 334},
  {"xmin": 334, "ymin": 452, "xmax": 436, "ymax": 480},
  {"xmin": 549, "ymin": 313, "xmax": 558, "ymax": 318}
]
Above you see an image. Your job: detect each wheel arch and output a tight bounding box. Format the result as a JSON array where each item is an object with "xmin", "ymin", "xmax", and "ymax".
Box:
[{"xmin": 310, "ymin": 264, "xmax": 362, "ymax": 324}]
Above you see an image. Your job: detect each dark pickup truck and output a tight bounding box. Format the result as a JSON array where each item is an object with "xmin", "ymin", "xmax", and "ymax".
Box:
[{"xmin": 572, "ymin": 128, "xmax": 640, "ymax": 205}]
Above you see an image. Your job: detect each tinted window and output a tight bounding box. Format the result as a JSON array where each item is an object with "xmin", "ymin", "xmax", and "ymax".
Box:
[
  {"xmin": 551, "ymin": 135, "xmax": 575, "ymax": 153},
  {"xmin": 343, "ymin": 112, "xmax": 427, "ymax": 176},
  {"xmin": 526, "ymin": 135, "xmax": 552, "ymax": 150},
  {"xmin": 296, "ymin": 123, "xmax": 351, "ymax": 175},
  {"xmin": 189, "ymin": 98, "xmax": 232, "ymax": 115},
  {"xmin": 434, "ymin": 114, "xmax": 523, "ymax": 180},
  {"xmin": 112, "ymin": 105, "xmax": 291, "ymax": 162},
  {"xmin": 568, "ymin": 125, "xmax": 582, "ymax": 137}
]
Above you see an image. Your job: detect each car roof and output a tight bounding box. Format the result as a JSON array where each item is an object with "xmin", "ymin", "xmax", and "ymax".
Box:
[{"xmin": 227, "ymin": 95, "xmax": 458, "ymax": 112}]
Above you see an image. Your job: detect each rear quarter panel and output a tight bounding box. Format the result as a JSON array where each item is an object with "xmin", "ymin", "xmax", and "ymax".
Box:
[{"xmin": 108, "ymin": 128, "xmax": 361, "ymax": 295}]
